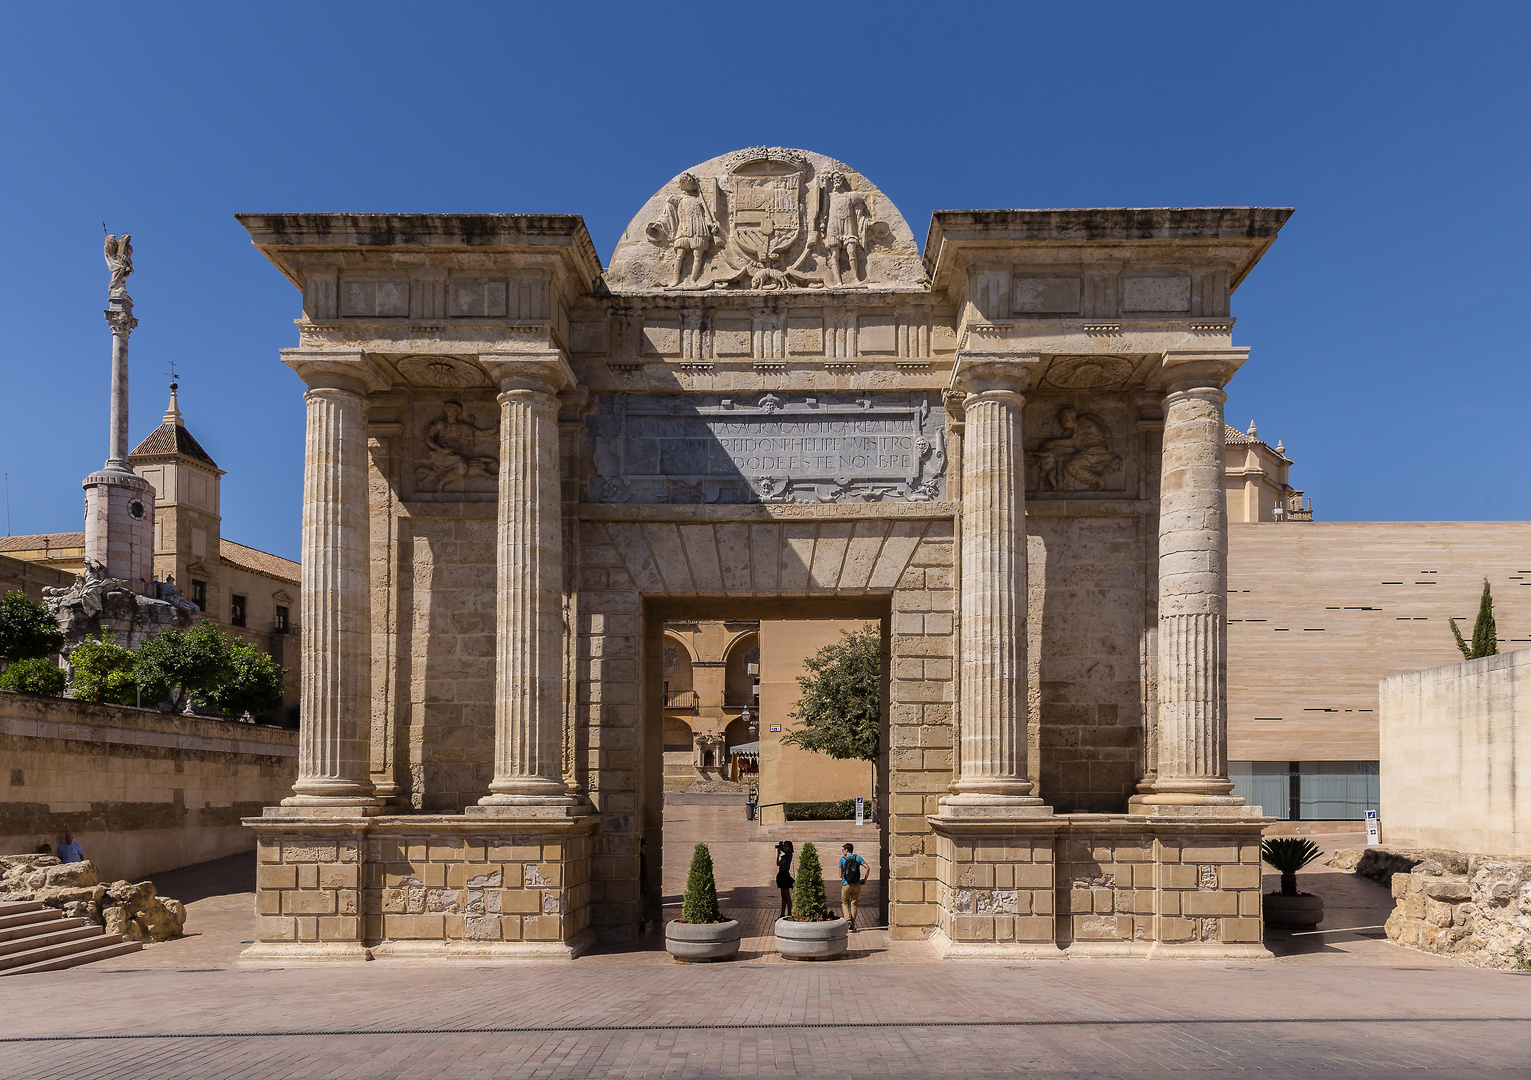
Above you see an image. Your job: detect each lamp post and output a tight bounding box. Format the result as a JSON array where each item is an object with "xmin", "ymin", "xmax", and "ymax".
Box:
[{"xmin": 741, "ymin": 707, "xmax": 759, "ymax": 820}]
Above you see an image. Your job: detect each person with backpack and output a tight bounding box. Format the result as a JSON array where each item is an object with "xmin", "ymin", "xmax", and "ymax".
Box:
[{"xmin": 839, "ymin": 843, "xmax": 868, "ymax": 930}]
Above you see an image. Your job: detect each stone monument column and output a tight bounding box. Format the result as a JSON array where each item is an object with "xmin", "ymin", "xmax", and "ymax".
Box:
[
  {"xmin": 944, "ymin": 356, "xmax": 1047, "ymax": 811},
  {"xmin": 477, "ymin": 353, "xmax": 580, "ymax": 809},
  {"xmin": 1135, "ymin": 349, "xmax": 1248, "ymax": 807},
  {"xmin": 281, "ymin": 350, "xmax": 382, "ymax": 808}
]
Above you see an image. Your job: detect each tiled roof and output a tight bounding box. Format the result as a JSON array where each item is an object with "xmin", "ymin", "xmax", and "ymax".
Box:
[
  {"xmin": 220, "ymin": 539, "xmax": 299, "ymax": 583},
  {"xmin": 1224, "ymin": 423, "xmax": 1260, "ymax": 445},
  {"xmin": 0, "ymin": 532, "xmax": 85, "ymax": 552},
  {"xmin": 130, "ymin": 422, "xmax": 218, "ymax": 468}
]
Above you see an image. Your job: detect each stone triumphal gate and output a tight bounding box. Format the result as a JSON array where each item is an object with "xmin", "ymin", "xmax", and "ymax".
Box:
[{"xmin": 242, "ymin": 148, "xmax": 1291, "ymax": 960}]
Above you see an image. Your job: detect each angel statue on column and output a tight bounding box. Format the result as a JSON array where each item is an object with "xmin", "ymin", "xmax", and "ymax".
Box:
[{"xmin": 104, "ymin": 234, "xmax": 133, "ymax": 297}]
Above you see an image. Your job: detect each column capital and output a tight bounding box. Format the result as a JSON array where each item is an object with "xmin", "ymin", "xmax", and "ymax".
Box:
[
  {"xmin": 480, "ymin": 351, "xmax": 575, "ymax": 395},
  {"xmin": 1158, "ymin": 348, "xmax": 1248, "ymax": 396},
  {"xmin": 950, "ymin": 353, "xmax": 1041, "ymax": 397},
  {"xmin": 282, "ymin": 349, "xmax": 391, "ymax": 395}
]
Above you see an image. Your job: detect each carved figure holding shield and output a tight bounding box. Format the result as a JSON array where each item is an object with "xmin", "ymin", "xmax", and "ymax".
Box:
[
  {"xmin": 649, "ymin": 172, "xmax": 720, "ymax": 287},
  {"xmin": 820, "ymin": 173, "xmax": 873, "ymax": 286}
]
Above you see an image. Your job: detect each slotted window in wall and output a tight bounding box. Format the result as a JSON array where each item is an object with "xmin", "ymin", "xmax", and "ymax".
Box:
[
  {"xmin": 231, "ymin": 594, "xmax": 247, "ymax": 628},
  {"xmin": 192, "ymin": 580, "xmax": 207, "ymax": 611},
  {"xmin": 1229, "ymin": 760, "xmax": 1379, "ymax": 821},
  {"xmin": 274, "ymin": 605, "xmax": 289, "ymax": 633}
]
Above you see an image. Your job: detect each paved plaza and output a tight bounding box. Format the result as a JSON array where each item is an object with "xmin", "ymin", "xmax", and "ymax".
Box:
[{"xmin": 2, "ymin": 799, "xmax": 1528, "ymax": 1079}]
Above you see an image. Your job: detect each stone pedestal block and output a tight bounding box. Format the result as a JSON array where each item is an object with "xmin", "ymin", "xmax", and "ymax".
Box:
[
  {"xmin": 929, "ymin": 814, "xmax": 1271, "ymax": 959},
  {"xmin": 243, "ymin": 811, "xmax": 597, "ymax": 961}
]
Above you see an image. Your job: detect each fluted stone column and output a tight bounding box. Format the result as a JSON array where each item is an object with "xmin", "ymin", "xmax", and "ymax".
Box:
[
  {"xmin": 477, "ymin": 355, "xmax": 579, "ymax": 810},
  {"xmin": 945, "ymin": 357, "xmax": 1047, "ymax": 813},
  {"xmin": 1137, "ymin": 349, "xmax": 1247, "ymax": 807},
  {"xmin": 281, "ymin": 351, "xmax": 381, "ymax": 808}
]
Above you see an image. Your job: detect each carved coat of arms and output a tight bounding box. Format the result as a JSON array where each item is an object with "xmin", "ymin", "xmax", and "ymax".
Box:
[{"xmin": 642, "ymin": 150, "xmax": 889, "ymax": 291}]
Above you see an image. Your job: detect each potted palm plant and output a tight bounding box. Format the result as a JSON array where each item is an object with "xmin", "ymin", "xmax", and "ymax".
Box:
[
  {"xmin": 665, "ymin": 843, "xmax": 740, "ymax": 961},
  {"xmin": 1261, "ymin": 837, "xmax": 1325, "ymax": 929},
  {"xmin": 774, "ymin": 842, "xmax": 848, "ymax": 960}
]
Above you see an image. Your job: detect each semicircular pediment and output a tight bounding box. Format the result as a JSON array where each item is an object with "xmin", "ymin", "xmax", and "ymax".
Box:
[{"xmin": 606, "ymin": 147, "xmax": 925, "ymax": 295}]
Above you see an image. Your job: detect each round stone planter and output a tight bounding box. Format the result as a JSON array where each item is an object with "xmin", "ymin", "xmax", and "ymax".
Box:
[
  {"xmin": 665, "ymin": 918, "xmax": 741, "ymax": 962},
  {"xmin": 1263, "ymin": 892, "xmax": 1324, "ymax": 930},
  {"xmin": 774, "ymin": 916, "xmax": 849, "ymax": 960}
]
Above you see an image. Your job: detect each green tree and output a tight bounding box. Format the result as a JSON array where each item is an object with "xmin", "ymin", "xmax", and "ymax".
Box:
[
  {"xmin": 0, "ymin": 590, "xmax": 65, "ymax": 667},
  {"xmin": 1261, "ymin": 837, "xmax": 1321, "ymax": 897},
  {"xmin": 0, "ymin": 657, "xmax": 66, "ymax": 696},
  {"xmin": 67, "ymin": 630, "xmax": 140, "ymax": 705},
  {"xmin": 780, "ymin": 625, "xmax": 881, "ymax": 796},
  {"xmin": 791, "ymin": 841, "xmax": 829, "ymax": 920},
  {"xmin": 205, "ymin": 638, "xmax": 285, "ymax": 718},
  {"xmin": 680, "ymin": 842, "xmax": 722, "ymax": 923},
  {"xmin": 1450, "ymin": 578, "xmax": 1499, "ymax": 661},
  {"xmin": 134, "ymin": 620, "xmax": 234, "ymax": 712}
]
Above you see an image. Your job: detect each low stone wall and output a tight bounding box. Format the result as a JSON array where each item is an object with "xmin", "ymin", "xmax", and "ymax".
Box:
[
  {"xmin": 0, "ymin": 690, "xmax": 297, "ymax": 881},
  {"xmin": 1380, "ymin": 649, "xmax": 1531, "ymax": 858},
  {"xmin": 1385, "ymin": 853, "xmax": 1531, "ymax": 970},
  {"xmin": 0, "ymin": 855, "xmax": 187, "ymax": 941}
]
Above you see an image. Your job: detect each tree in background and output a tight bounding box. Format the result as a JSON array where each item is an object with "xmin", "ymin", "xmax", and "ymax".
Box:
[
  {"xmin": 0, "ymin": 590, "xmax": 65, "ymax": 669},
  {"xmin": 0, "ymin": 657, "xmax": 66, "ymax": 696},
  {"xmin": 206, "ymin": 638, "xmax": 285, "ymax": 718},
  {"xmin": 1451, "ymin": 578, "xmax": 1499, "ymax": 661},
  {"xmin": 135, "ymin": 620, "xmax": 236, "ymax": 712},
  {"xmin": 780, "ymin": 625, "xmax": 881, "ymax": 799},
  {"xmin": 67, "ymin": 630, "xmax": 140, "ymax": 705}
]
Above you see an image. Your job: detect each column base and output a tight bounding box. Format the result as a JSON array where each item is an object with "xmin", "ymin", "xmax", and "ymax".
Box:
[
  {"xmin": 1128, "ymin": 795, "xmax": 1265, "ymax": 819},
  {"xmin": 938, "ymin": 795, "xmax": 1053, "ymax": 821},
  {"xmin": 468, "ymin": 798, "xmax": 589, "ymax": 820},
  {"xmin": 269, "ymin": 801, "xmax": 385, "ymax": 820},
  {"xmin": 240, "ymin": 942, "xmax": 372, "ymax": 963}
]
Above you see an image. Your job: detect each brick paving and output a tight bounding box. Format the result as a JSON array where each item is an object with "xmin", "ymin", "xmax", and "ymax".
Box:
[{"xmin": 2, "ymin": 806, "xmax": 1529, "ymax": 1078}]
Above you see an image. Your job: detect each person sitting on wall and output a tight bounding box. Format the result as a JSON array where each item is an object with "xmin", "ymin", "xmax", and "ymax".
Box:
[{"xmin": 57, "ymin": 833, "xmax": 84, "ymax": 863}]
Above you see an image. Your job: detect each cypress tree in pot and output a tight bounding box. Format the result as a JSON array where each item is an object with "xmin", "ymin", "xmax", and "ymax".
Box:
[
  {"xmin": 665, "ymin": 843, "xmax": 740, "ymax": 961},
  {"xmin": 775, "ymin": 841, "xmax": 848, "ymax": 959}
]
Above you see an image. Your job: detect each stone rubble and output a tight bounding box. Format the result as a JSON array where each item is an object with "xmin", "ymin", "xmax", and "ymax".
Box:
[
  {"xmin": 0, "ymin": 854, "xmax": 187, "ymax": 942},
  {"xmin": 1330, "ymin": 845, "xmax": 1531, "ymax": 970}
]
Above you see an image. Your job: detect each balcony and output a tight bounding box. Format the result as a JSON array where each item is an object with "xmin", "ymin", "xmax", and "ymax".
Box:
[
  {"xmin": 723, "ymin": 690, "xmax": 758, "ymax": 709},
  {"xmin": 664, "ymin": 690, "xmax": 699, "ymax": 710}
]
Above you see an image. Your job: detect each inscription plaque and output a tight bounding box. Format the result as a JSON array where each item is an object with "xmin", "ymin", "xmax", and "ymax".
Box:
[{"xmin": 588, "ymin": 393, "xmax": 946, "ymax": 504}]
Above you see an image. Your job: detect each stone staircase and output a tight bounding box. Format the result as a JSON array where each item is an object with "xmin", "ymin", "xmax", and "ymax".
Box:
[{"xmin": 0, "ymin": 901, "xmax": 141, "ymax": 976}]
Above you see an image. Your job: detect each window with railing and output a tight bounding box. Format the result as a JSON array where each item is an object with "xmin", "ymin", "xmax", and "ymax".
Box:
[{"xmin": 664, "ymin": 689, "xmax": 699, "ymax": 710}]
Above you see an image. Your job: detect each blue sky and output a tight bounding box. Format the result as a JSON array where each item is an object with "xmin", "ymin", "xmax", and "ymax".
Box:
[{"xmin": 1, "ymin": 2, "xmax": 1526, "ymax": 561}]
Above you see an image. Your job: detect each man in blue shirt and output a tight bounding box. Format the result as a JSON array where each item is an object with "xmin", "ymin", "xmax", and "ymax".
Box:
[
  {"xmin": 57, "ymin": 833, "xmax": 84, "ymax": 863},
  {"xmin": 839, "ymin": 843, "xmax": 867, "ymax": 931}
]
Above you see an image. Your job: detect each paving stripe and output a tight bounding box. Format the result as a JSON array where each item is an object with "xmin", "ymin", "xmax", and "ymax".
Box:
[{"xmin": 4, "ymin": 1016, "xmax": 1530, "ymax": 1043}]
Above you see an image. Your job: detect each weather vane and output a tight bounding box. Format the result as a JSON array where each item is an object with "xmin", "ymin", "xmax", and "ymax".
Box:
[{"xmin": 165, "ymin": 359, "xmax": 180, "ymax": 386}]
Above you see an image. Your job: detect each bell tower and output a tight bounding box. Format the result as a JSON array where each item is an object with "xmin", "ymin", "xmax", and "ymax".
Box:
[{"xmin": 82, "ymin": 233, "xmax": 155, "ymax": 594}]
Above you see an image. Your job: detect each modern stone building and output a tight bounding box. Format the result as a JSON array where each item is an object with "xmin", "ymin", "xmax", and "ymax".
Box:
[{"xmin": 242, "ymin": 147, "xmax": 1291, "ymax": 960}]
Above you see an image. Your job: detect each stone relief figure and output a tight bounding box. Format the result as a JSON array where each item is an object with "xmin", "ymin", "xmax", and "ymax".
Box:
[
  {"xmin": 43, "ymin": 559, "xmax": 115, "ymax": 622},
  {"xmin": 1033, "ymin": 407, "xmax": 1123, "ymax": 491},
  {"xmin": 646, "ymin": 172, "xmax": 721, "ymax": 288},
  {"xmin": 103, "ymin": 234, "xmax": 133, "ymax": 297},
  {"xmin": 414, "ymin": 401, "xmax": 499, "ymax": 491},
  {"xmin": 818, "ymin": 173, "xmax": 878, "ymax": 287}
]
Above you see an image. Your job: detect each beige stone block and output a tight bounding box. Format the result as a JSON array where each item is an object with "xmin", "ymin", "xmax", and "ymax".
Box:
[
  {"xmin": 1160, "ymin": 892, "xmax": 1181, "ymax": 916},
  {"xmin": 1014, "ymin": 915, "xmax": 1053, "ymax": 942},
  {"xmin": 950, "ymin": 915, "xmax": 995, "ymax": 942},
  {"xmin": 284, "ymin": 842, "xmax": 338, "ymax": 864},
  {"xmin": 256, "ymin": 890, "xmax": 284, "ymax": 915},
  {"xmin": 1220, "ymin": 864, "xmax": 1260, "ymax": 890},
  {"xmin": 1158, "ymin": 916, "xmax": 1193, "ymax": 942},
  {"xmin": 318, "ymin": 916, "xmax": 361, "ymax": 942},
  {"xmin": 1132, "ymin": 863, "xmax": 1157, "ymax": 888},
  {"xmin": 1240, "ymin": 891, "xmax": 1262, "ymax": 917},
  {"xmin": 1181, "ymin": 891, "xmax": 1238, "ymax": 917},
  {"xmin": 1424, "ymin": 898, "xmax": 1454, "ymax": 927},
  {"xmin": 258, "ymin": 841, "xmax": 281, "ymax": 864},
  {"xmin": 318, "ymin": 863, "xmax": 359, "ymax": 890},
  {"xmin": 993, "ymin": 864, "xmax": 1014, "ymax": 889},
  {"xmin": 1223, "ymin": 917, "xmax": 1262, "ymax": 943},
  {"xmin": 283, "ymin": 889, "xmax": 337, "ymax": 916},
  {"xmin": 1075, "ymin": 914, "xmax": 1127, "ymax": 940},
  {"xmin": 256, "ymin": 915, "xmax": 296, "ymax": 942},
  {"xmin": 296, "ymin": 916, "xmax": 319, "ymax": 942},
  {"xmin": 1030, "ymin": 890, "xmax": 1055, "ymax": 916},
  {"xmin": 892, "ymin": 902, "xmax": 937, "ymax": 927},
  {"xmin": 1180, "ymin": 843, "xmax": 1238, "ymax": 863},
  {"xmin": 500, "ymin": 890, "xmax": 542, "ymax": 914},
  {"xmin": 1162, "ymin": 865, "xmax": 1197, "ymax": 890},
  {"xmin": 297, "ymin": 864, "xmax": 318, "ymax": 889},
  {"xmin": 523, "ymin": 915, "xmax": 563, "ymax": 941},
  {"xmin": 257, "ymin": 864, "xmax": 297, "ymax": 890},
  {"xmin": 893, "ymin": 880, "xmax": 925, "ymax": 904},
  {"xmin": 385, "ymin": 914, "xmax": 445, "ymax": 939},
  {"xmin": 420, "ymin": 863, "xmax": 446, "ymax": 887},
  {"xmin": 1092, "ymin": 889, "xmax": 1115, "ymax": 914}
]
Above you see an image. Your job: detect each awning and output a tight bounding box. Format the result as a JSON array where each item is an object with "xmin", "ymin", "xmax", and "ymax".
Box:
[{"xmin": 729, "ymin": 741, "xmax": 760, "ymax": 758}]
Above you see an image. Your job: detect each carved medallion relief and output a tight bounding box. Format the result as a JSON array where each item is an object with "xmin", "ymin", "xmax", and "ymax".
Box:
[
  {"xmin": 408, "ymin": 395, "xmax": 500, "ymax": 497},
  {"xmin": 1024, "ymin": 401, "xmax": 1131, "ymax": 495}
]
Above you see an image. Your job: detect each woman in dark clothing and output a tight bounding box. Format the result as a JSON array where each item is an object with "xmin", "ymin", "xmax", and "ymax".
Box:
[{"xmin": 775, "ymin": 840, "xmax": 795, "ymax": 918}]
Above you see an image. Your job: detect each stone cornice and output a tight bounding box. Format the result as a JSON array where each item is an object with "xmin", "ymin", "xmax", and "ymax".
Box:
[
  {"xmin": 1157, "ymin": 347, "xmax": 1249, "ymax": 393},
  {"xmin": 479, "ymin": 351, "xmax": 575, "ymax": 394}
]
